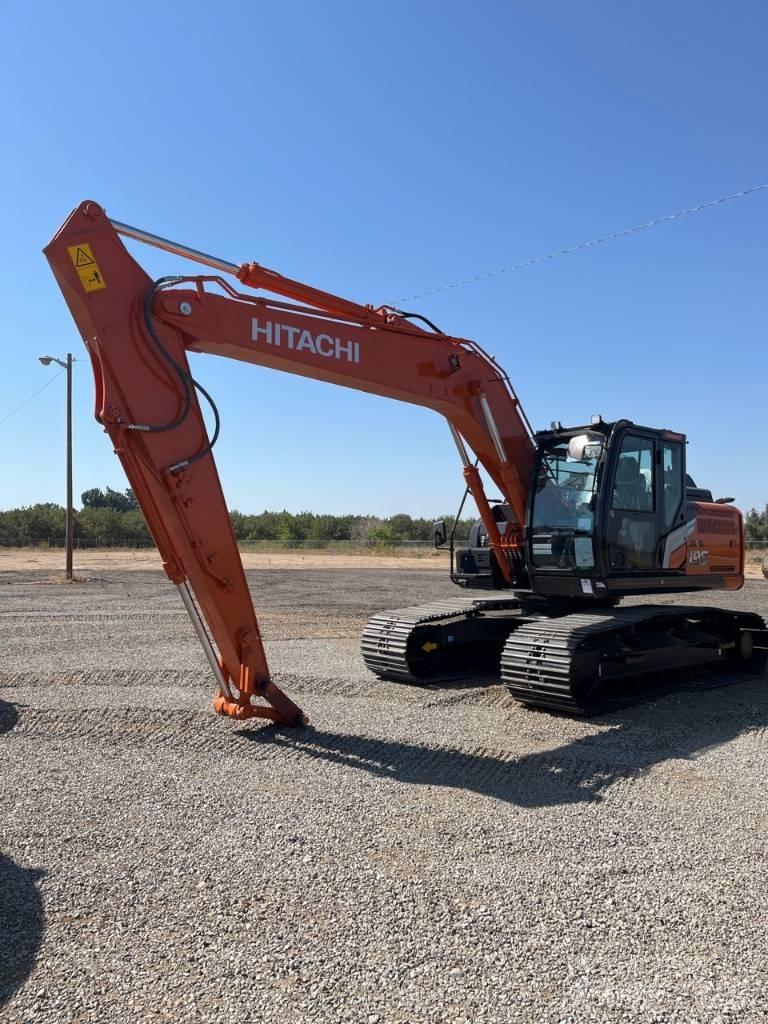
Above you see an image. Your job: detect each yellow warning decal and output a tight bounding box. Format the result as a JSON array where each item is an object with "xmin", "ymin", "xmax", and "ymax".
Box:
[{"xmin": 67, "ymin": 243, "xmax": 106, "ymax": 293}]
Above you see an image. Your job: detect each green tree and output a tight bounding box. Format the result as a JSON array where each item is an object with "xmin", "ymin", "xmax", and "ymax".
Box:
[
  {"xmin": 366, "ymin": 524, "xmax": 395, "ymax": 547},
  {"xmin": 745, "ymin": 506, "xmax": 768, "ymax": 545},
  {"xmin": 81, "ymin": 487, "xmax": 138, "ymax": 513},
  {"xmin": 388, "ymin": 513, "xmax": 414, "ymax": 540},
  {"xmin": 0, "ymin": 503, "xmax": 66, "ymax": 544}
]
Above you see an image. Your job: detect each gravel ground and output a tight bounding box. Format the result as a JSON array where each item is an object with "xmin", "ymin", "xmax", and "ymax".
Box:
[{"xmin": 1, "ymin": 567, "xmax": 767, "ymax": 1024}]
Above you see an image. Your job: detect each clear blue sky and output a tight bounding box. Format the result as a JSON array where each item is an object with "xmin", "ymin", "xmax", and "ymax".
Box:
[{"xmin": 1, "ymin": 1, "xmax": 766, "ymax": 517}]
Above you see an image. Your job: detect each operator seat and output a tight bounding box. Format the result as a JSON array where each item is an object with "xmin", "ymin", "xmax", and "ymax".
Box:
[
  {"xmin": 611, "ymin": 456, "xmax": 653, "ymax": 569},
  {"xmin": 613, "ymin": 456, "xmax": 645, "ymax": 510}
]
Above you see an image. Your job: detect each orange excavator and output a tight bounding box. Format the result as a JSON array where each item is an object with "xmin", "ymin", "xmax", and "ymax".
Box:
[{"xmin": 44, "ymin": 201, "xmax": 766, "ymax": 724}]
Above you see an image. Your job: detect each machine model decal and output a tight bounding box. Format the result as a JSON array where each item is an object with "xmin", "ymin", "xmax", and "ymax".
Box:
[
  {"xmin": 252, "ymin": 318, "xmax": 360, "ymax": 364},
  {"xmin": 689, "ymin": 549, "xmax": 709, "ymax": 567},
  {"xmin": 66, "ymin": 243, "xmax": 106, "ymax": 292},
  {"xmin": 662, "ymin": 518, "xmax": 696, "ymax": 568}
]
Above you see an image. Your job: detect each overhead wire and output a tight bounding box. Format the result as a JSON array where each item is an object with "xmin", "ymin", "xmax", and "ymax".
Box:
[
  {"xmin": 396, "ymin": 181, "xmax": 768, "ymax": 302},
  {"xmin": 0, "ymin": 369, "xmax": 66, "ymax": 427}
]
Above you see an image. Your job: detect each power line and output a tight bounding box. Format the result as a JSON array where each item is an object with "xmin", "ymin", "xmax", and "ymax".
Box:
[
  {"xmin": 0, "ymin": 369, "xmax": 65, "ymax": 427},
  {"xmin": 397, "ymin": 180, "xmax": 768, "ymax": 302}
]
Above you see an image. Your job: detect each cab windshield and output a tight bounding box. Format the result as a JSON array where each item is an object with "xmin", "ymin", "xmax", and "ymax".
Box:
[
  {"xmin": 530, "ymin": 442, "xmax": 600, "ymax": 569},
  {"xmin": 533, "ymin": 443, "xmax": 599, "ymax": 530}
]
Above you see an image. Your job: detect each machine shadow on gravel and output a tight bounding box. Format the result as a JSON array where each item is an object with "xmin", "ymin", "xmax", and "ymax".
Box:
[
  {"xmin": 237, "ymin": 672, "xmax": 767, "ymax": 808},
  {"xmin": 0, "ymin": 855, "xmax": 45, "ymax": 1010},
  {"xmin": 0, "ymin": 699, "xmax": 18, "ymax": 735}
]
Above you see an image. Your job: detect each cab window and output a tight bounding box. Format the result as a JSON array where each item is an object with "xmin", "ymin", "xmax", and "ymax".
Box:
[
  {"xmin": 662, "ymin": 442, "xmax": 683, "ymax": 530},
  {"xmin": 612, "ymin": 436, "xmax": 654, "ymax": 512}
]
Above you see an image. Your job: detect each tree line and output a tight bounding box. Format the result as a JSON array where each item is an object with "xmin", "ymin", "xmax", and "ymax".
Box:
[
  {"xmin": 2, "ymin": 488, "xmax": 767, "ymax": 548},
  {"xmin": 0, "ymin": 487, "xmax": 475, "ymax": 548}
]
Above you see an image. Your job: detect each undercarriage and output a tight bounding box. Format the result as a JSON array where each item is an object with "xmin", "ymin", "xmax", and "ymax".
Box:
[{"xmin": 362, "ymin": 598, "xmax": 768, "ymax": 713}]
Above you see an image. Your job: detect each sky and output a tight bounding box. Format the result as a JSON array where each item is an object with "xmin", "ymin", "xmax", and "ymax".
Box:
[{"xmin": 0, "ymin": 0, "xmax": 766, "ymax": 518}]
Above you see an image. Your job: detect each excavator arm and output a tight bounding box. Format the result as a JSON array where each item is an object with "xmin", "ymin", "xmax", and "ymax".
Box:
[{"xmin": 44, "ymin": 200, "xmax": 536, "ymax": 724}]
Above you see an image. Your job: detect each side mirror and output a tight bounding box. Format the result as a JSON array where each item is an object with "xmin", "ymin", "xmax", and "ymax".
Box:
[{"xmin": 433, "ymin": 520, "xmax": 447, "ymax": 548}]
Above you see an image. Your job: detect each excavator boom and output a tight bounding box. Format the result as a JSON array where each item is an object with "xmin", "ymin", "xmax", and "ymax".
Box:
[{"xmin": 44, "ymin": 200, "xmax": 536, "ymax": 723}]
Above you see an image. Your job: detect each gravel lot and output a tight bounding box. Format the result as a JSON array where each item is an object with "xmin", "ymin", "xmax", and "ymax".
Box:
[{"xmin": 1, "ymin": 565, "xmax": 767, "ymax": 1024}]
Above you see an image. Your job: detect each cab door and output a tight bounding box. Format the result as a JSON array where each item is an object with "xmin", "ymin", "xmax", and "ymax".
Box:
[
  {"xmin": 657, "ymin": 438, "xmax": 687, "ymax": 570},
  {"xmin": 604, "ymin": 430, "xmax": 687, "ymax": 576},
  {"xmin": 605, "ymin": 432, "xmax": 660, "ymax": 572}
]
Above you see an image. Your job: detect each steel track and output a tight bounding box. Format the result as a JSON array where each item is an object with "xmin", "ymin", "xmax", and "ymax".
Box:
[{"xmin": 362, "ymin": 600, "xmax": 767, "ymax": 713}]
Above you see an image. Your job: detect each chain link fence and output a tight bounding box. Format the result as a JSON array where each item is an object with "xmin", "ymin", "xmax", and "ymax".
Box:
[{"xmin": 0, "ymin": 536, "xmax": 444, "ymax": 551}]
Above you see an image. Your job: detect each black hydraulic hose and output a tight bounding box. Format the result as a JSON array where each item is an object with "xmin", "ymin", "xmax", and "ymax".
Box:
[
  {"xmin": 126, "ymin": 277, "xmax": 192, "ymax": 434},
  {"xmin": 127, "ymin": 277, "xmax": 221, "ymax": 471},
  {"xmin": 393, "ymin": 309, "xmax": 444, "ymax": 334},
  {"xmin": 171, "ymin": 376, "xmax": 220, "ymax": 472}
]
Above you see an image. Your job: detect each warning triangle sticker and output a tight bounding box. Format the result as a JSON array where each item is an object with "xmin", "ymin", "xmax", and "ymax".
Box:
[{"xmin": 75, "ymin": 247, "xmax": 95, "ymax": 268}]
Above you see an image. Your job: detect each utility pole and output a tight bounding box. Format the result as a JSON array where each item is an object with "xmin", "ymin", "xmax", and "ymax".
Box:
[
  {"xmin": 65, "ymin": 353, "xmax": 73, "ymax": 580},
  {"xmin": 39, "ymin": 354, "xmax": 75, "ymax": 580}
]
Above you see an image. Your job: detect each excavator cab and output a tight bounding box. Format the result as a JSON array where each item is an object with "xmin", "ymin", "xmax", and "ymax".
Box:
[
  {"xmin": 456, "ymin": 418, "xmax": 735, "ymax": 601},
  {"xmin": 526, "ymin": 418, "xmax": 729, "ymax": 599},
  {"xmin": 528, "ymin": 420, "xmax": 657, "ymax": 596}
]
